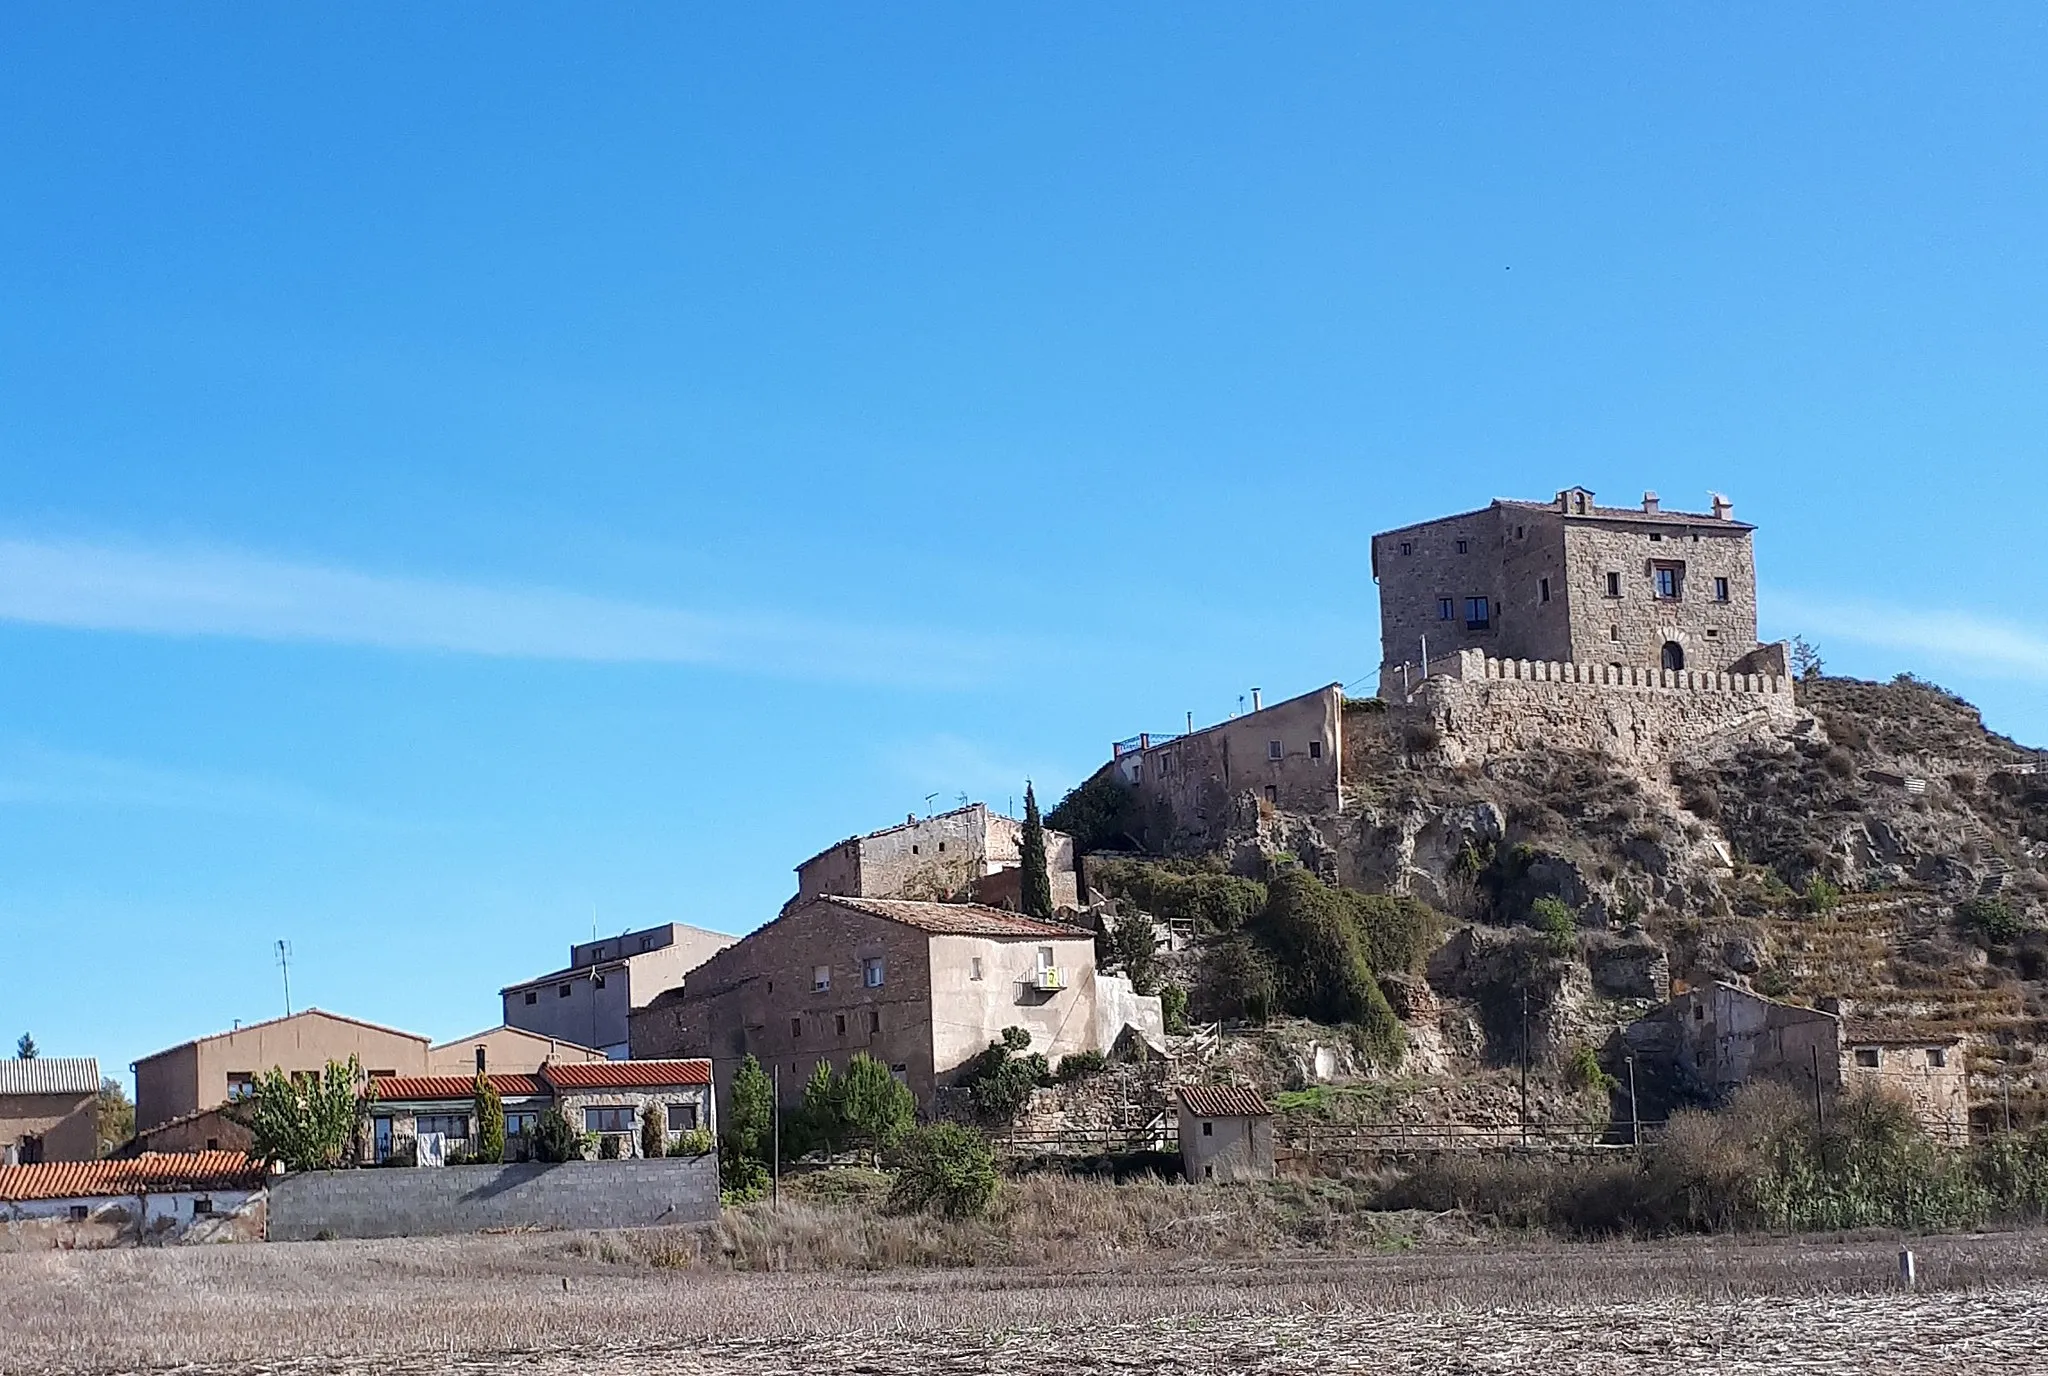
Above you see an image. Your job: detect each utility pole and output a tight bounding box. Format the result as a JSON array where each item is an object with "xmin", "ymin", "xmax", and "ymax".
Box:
[
  {"xmin": 1519, "ymin": 987, "xmax": 1530, "ymax": 1146},
  {"xmin": 275, "ymin": 940, "xmax": 293, "ymax": 1017},
  {"xmin": 771, "ymin": 1065, "xmax": 782, "ymax": 1207},
  {"xmin": 1627, "ymin": 1054, "xmax": 1640, "ymax": 1148}
]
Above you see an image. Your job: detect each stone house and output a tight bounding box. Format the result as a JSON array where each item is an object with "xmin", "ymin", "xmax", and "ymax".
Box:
[
  {"xmin": 1176, "ymin": 1084, "xmax": 1275, "ymax": 1183},
  {"xmin": 634, "ymin": 896, "xmax": 1162, "ymax": 1111},
  {"xmin": 1373, "ymin": 488, "xmax": 1778, "ymax": 693},
  {"xmin": 132, "ymin": 1011, "xmax": 433, "ymax": 1135},
  {"xmin": 1091, "ymin": 683, "xmax": 1346, "ymax": 852},
  {"xmin": 502, "ymin": 921, "xmax": 736, "ymax": 1058},
  {"xmin": 0, "ymin": 1151, "xmax": 269, "ymax": 1248},
  {"xmin": 364, "ymin": 1058, "xmax": 714, "ymax": 1163},
  {"xmin": 119, "ymin": 1105, "xmax": 252, "ymax": 1158},
  {"xmin": 1656, "ymin": 982, "xmax": 1969, "ymax": 1143},
  {"xmin": 787, "ymin": 803, "xmax": 1080, "ymax": 914},
  {"xmin": 0, "ymin": 1057, "xmax": 101, "ymax": 1165},
  {"xmin": 426, "ymin": 1025, "xmax": 607, "ymax": 1077}
]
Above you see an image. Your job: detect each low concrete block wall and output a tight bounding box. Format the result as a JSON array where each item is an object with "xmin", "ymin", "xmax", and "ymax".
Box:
[{"xmin": 267, "ymin": 1156, "xmax": 718, "ymax": 1241}]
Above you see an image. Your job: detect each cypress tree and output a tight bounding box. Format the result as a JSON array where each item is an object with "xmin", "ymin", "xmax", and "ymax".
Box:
[{"xmin": 1019, "ymin": 782, "xmax": 1054, "ymax": 919}]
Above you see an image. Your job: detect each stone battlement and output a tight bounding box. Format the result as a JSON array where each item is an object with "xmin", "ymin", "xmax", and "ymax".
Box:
[{"xmin": 1391, "ymin": 647, "xmax": 1792, "ymax": 700}]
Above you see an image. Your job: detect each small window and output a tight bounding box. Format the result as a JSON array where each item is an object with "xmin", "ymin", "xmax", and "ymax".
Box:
[
  {"xmin": 1610, "ymin": 625, "xmax": 1621, "ymax": 642},
  {"xmin": 68, "ymin": 1204, "xmax": 88, "ymax": 1221},
  {"xmin": 911, "ymin": 844, "xmax": 919, "ymax": 855},
  {"xmin": 1399, "ymin": 540, "xmax": 1413, "ymax": 556},
  {"xmin": 1606, "ymin": 571, "xmax": 1621, "ymax": 598},
  {"xmin": 640, "ymin": 935, "xmax": 654, "ymax": 951},
  {"xmin": 1204, "ymin": 1164, "xmax": 1215, "ymax": 1179},
  {"xmin": 937, "ymin": 841, "xmax": 946, "ymax": 853},
  {"xmin": 1539, "ymin": 577, "xmax": 1551, "ymax": 604},
  {"xmin": 1650, "ymin": 532, "xmax": 1664, "ymax": 543},
  {"xmin": 1693, "ymin": 1005, "xmax": 1705, "ymax": 1022},
  {"xmin": 192, "ymin": 1197, "xmax": 213, "ymax": 1217},
  {"xmin": 558, "ymin": 983, "xmax": 572, "ymax": 998},
  {"xmin": 1037, "ymin": 946, "xmax": 1055, "ymax": 971},
  {"xmin": 667, "ymin": 1102, "xmax": 698, "ymax": 1132},
  {"xmin": 1456, "ymin": 538, "xmax": 1469, "ymax": 554},
  {"xmin": 1308, "ymin": 740, "xmax": 1323, "ymax": 760},
  {"xmin": 418, "ymin": 1113, "xmax": 470, "ymax": 1139},
  {"xmin": 791, "ymin": 1017, "xmax": 803, "ymax": 1039},
  {"xmin": 813, "ymin": 964, "xmax": 831, "ymax": 992},
  {"xmin": 1927, "ymin": 1048, "xmax": 1947, "ymax": 1068},
  {"xmin": 1202, "ymin": 1121, "xmax": 1214, "ymax": 1137},
  {"xmin": 1437, "ymin": 597, "xmax": 1454, "ymax": 621},
  {"xmin": 1268, "ymin": 740, "xmax": 1283, "ymax": 761},
  {"xmin": 506, "ymin": 1112, "xmax": 540, "ymax": 1137},
  {"xmin": 890, "ymin": 1063, "xmax": 909, "ymax": 1082},
  {"xmin": 1854, "ymin": 1047, "xmax": 1881, "ymax": 1068},
  {"xmin": 524, "ymin": 990, "xmax": 538, "ymax": 1005},
  {"xmin": 226, "ymin": 1074, "xmax": 255, "ymax": 1101},
  {"xmin": 583, "ymin": 1106, "xmax": 633, "ymax": 1134},
  {"xmin": 1515, "ymin": 525, "xmax": 1525, "ymax": 539},
  {"xmin": 1714, "ymin": 577, "xmax": 1730, "ymax": 603},
  {"xmin": 593, "ymin": 974, "xmax": 606, "ymax": 990},
  {"xmin": 869, "ymin": 1009, "xmax": 881, "ymax": 1033},
  {"xmin": 835, "ymin": 1013, "xmax": 847, "ymax": 1037},
  {"xmin": 1464, "ymin": 596, "xmax": 1491, "ymax": 630},
  {"xmin": 205, "ymin": 1137, "xmax": 218, "ymax": 1151},
  {"xmin": 970, "ymin": 957, "xmax": 984, "ymax": 981},
  {"xmin": 864, "ymin": 958, "xmax": 885, "ymax": 988},
  {"xmin": 1263, "ymin": 784, "xmax": 1278, "ymax": 804}
]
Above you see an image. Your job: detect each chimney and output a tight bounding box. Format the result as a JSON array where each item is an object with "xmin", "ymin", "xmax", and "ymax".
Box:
[
  {"xmin": 1710, "ymin": 492, "xmax": 1733, "ymax": 521},
  {"xmin": 475, "ymin": 1046, "xmax": 487, "ymax": 1075},
  {"xmin": 1250, "ymin": 687, "xmax": 1263, "ymax": 712},
  {"xmin": 1642, "ymin": 491, "xmax": 1660, "ymax": 514}
]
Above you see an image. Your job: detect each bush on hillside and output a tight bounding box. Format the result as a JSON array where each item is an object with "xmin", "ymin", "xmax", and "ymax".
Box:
[
  {"xmin": 888, "ymin": 1123, "xmax": 999, "ymax": 1218},
  {"xmin": 1958, "ymin": 896, "xmax": 2025, "ymax": 945},
  {"xmin": 1046, "ymin": 773, "xmax": 1141, "ymax": 853},
  {"xmin": 1530, "ymin": 897, "xmax": 1578, "ymax": 956}
]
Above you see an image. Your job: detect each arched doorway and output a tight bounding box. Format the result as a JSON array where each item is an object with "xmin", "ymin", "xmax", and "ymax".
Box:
[{"xmin": 1661, "ymin": 641, "xmax": 1685, "ymax": 672}]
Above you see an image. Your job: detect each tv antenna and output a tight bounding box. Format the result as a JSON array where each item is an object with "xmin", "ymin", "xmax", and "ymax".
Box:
[
  {"xmin": 275, "ymin": 940, "xmax": 293, "ymax": 1017},
  {"xmin": 923, "ymin": 792, "xmax": 938, "ymax": 817}
]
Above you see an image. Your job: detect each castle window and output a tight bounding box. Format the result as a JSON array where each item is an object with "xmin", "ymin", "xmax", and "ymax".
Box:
[
  {"xmin": 911, "ymin": 844, "xmax": 919, "ymax": 854},
  {"xmin": 1654, "ymin": 564, "xmax": 1684, "ymax": 600},
  {"xmin": 1649, "ymin": 532, "xmax": 1663, "ymax": 542},
  {"xmin": 1456, "ymin": 539, "xmax": 1469, "ymax": 554},
  {"xmin": 1309, "ymin": 741, "xmax": 1323, "ymax": 760},
  {"xmin": 1606, "ymin": 572, "xmax": 1621, "ymax": 598},
  {"xmin": 1515, "ymin": 526, "xmax": 1525, "ymax": 539},
  {"xmin": 1854, "ymin": 1047, "xmax": 1881, "ymax": 1068},
  {"xmin": 1400, "ymin": 541, "xmax": 1413, "ymax": 556},
  {"xmin": 1927, "ymin": 1048, "xmax": 1947, "ymax": 1068},
  {"xmin": 1610, "ymin": 626, "xmax": 1621, "ymax": 642},
  {"xmin": 870, "ymin": 1010, "xmax": 881, "ymax": 1033},
  {"xmin": 1539, "ymin": 578, "xmax": 1551, "ymax": 604},
  {"xmin": 1437, "ymin": 598, "xmax": 1454, "ymax": 621},
  {"xmin": 792, "ymin": 1017, "xmax": 803, "ymax": 1039},
  {"xmin": 1714, "ymin": 577, "xmax": 1730, "ymax": 602},
  {"xmin": 1264, "ymin": 785, "xmax": 1278, "ymax": 804},
  {"xmin": 938, "ymin": 841, "xmax": 945, "ymax": 852},
  {"xmin": 1464, "ymin": 597, "xmax": 1491, "ymax": 630},
  {"xmin": 970, "ymin": 957, "xmax": 983, "ymax": 981},
  {"xmin": 1268, "ymin": 740, "xmax": 1283, "ymax": 761}
]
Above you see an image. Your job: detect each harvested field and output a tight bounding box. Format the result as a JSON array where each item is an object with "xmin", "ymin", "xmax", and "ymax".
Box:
[{"xmin": 6, "ymin": 1227, "xmax": 2048, "ymax": 1374}]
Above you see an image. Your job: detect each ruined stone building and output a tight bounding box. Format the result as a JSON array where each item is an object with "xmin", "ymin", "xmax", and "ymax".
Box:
[
  {"xmin": 787, "ymin": 802, "xmax": 1079, "ymax": 913},
  {"xmin": 631, "ymin": 895, "xmax": 1162, "ymax": 1111},
  {"xmin": 1372, "ymin": 487, "xmax": 1776, "ymax": 691}
]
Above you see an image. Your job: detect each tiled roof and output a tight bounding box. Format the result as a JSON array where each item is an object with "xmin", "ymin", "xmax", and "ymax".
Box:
[
  {"xmin": 0, "ymin": 1056, "xmax": 99, "ymax": 1096},
  {"xmin": 0, "ymin": 1151, "xmax": 267, "ymax": 1203},
  {"xmin": 1495, "ymin": 497, "xmax": 1754, "ymax": 531},
  {"xmin": 133, "ymin": 1009, "xmax": 428, "ymax": 1066},
  {"xmin": 369, "ymin": 1074, "xmax": 545, "ymax": 1103},
  {"xmin": 821, "ymin": 896, "xmax": 1094, "ymax": 939},
  {"xmin": 540, "ymin": 1059, "xmax": 710, "ymax": 1090},
  {"xmin": 1178, "ymin": 1084, "xmax": 1272, "ymax": 1118}
]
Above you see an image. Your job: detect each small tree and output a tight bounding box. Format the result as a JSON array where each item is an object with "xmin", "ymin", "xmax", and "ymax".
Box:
[
  {"xmin": 889, "ymin": 1123, "xmax": 998, "ymax": 1217},
  {"xmin": 473, "ymin": 1075, "xmax": 506, "ymax": 1164},
  {"xmin": 96, "ymin": 1078, "xmax": 135, "ymax": 1157},
  {"xmin": 838, "ymin": 1053, "xmax": 914, "ymax": 1166},
  {"xmin": 796, "ymin": 1058, "xmax": 844, "ymax": 1156},
  {"xmin": 726, "ymin": 1054, "xmax": 774, "ymax": 1160},
  {"xmin": 1790, "ymin": 636, "xmax": 1825, "ymax": 680},
  {"xmin": 1530, "ymin": 897, "xmax": 1578, "ymax": 956},
  {"xmin": 1019, "ymin": 782, "xmax": 1055, "ymax": 920},
  {"xmin": 640, "ymin": 1103, "xmax": 667, "ymax": 1160},
  {"xmin": 15, "ymin": 1033, "xmax": 36, "ymax": 1060},
  {"xmin": 1159, "ymin": 983, "xmax": 1189, "ymax": 1035},
  {"xmin": 1109, "ymin": 906, "xmax": 1160, "ymax": 993},
  {"xmin": 965, "ymin": 1026, "xmax": 1048, "ymax": 1128},
  {"xmin": 533, "ymin": 1105, "xmax": 582, "ymax": 1163},
  {"xmin": 237, "ymin": 1057, "xmax": 367, "ymax": 1172}
]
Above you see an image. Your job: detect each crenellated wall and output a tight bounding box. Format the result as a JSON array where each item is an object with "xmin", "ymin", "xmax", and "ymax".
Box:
[{"xmin": 1395, "ymin": 648, "xmax": 1807, "ymax": 767}]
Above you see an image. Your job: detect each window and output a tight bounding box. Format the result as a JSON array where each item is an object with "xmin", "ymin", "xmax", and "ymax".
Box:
[
  {"xmin": 192, "ymin": 1197, "xmax": 213, "ymax": 1217},
  {"xmin": 68, "ymin": 1205, "xmax": 88, "ymax": 1221},
  {"xmin": 1854, "ymin": 1048, "xmax": 1881, "ymax": 1068},
  {"xmin": 1037, "ymin": 946, "xmax": 1055, "ymax": 972},
  {"xmin": 593, "ymin": 974, "xmax": 606, "ymax": 990},
  {"xmin": 791, "ymin": 1017, "xmax": 803, "ymax": 1039},
  {"xmin": 1437, "ymin": 597, "xmax": 1454, "ymax": 621},
  {"xmin": 1456, "ymin": 538, "xmax": 1469, "ymax": 554},
  {"xmin": 1399, "ymin": 541, "xmax": 1413, "ymax": 555},
  {"xmin": 1662, "ymin": 641, "xmax": 1686, "ymax": 671},
  {"xmin": 911, "ymin": 844, "xmax": 919, "ymax": 854},
  {"xmin": 558, "ymin": 983, "xmax": 572, "ymax": 998},
  {"xmin": 583, "ymin": 1106, "xmax": 633, "ymax": 1134},
  {"xmin": 667, "ymin": 1102, "xmax": 698, "ymax": 1132},
  {"xmin": 1264, "ymin": 784, "xmax": 1278, "ymax": 804},
  {"xmin": 417, "ymin": 1113, "xmax": 470, "ymax": 1140},
  {"xmin": 506, "ymin": 1112, "xmax": 540, "ymax": 1138},
  {"xmin": 1539, "ymin": 577, "xmax": 1551, "ymax": 604},
  {"xmin": 864, "ymin": 958, "xmax": 885, "ymax": 988},
  {"xmin": 835, "ymin": 1013, "xmax": 847, "ymax": 1037},
  {"xmin": 890, "ymin": 1063, "xmax": 909, "ymax": 1082},
  {"xmin": 373, "ymin": 1117, "xmax": 393, "ymax": 1161},
  {"xmin": 1308, "ymin": 740, "xmax": 1323, "ymax": 760},
  {"xmin": 640, "ymin": 935, "xmax": 654, "ymax": 951},
  {"xmin": 1202, "ymin": 1122, "xmax": 1214, "ymax": 1137},
  {"xmin": 205, "ymin": 1137, "xmax": 218, "ymax": 1151},
  {"xmin": 1515, "ymin": 525, "xmax": 1525, "ymax": 540},
  {"xmin": 1606, "ymin": 571, "xmax": 1621, "ymax": 598},
  {"xmin": 226, "ymin": 1074, "xmax": 255, "ymax": 1101},
  {"xmin": 1204, "ymin": 1164, "xmax": 1215, "ymax": 1180},
  {"xmin": 937, "ymin": 841, "xmax": 946, "ymax": 853},
  {"xmin": 869, "ymin": 1010, "xmax": 881, "ymax": 1033},
  {"xmin": 1714, "ymin": 577, "xmax": 1730, "ymax": 603},
  {"xmin": 970, "ymin": 957, "xmax": 984, "ymax": 981},
  {"xmin": 1610, "ymin": 626, "xmax": 1621, "ymax": 642},
  {"xmin": 1464, "ymin": 596, "xmax": 1491, "ymax": 630},
  {"xmin": 1927, "ymin": 1048, "xmax": 1947, "ymax": 1068},
  {"xmin": 1693, "ymin": 1005, "xmax": 1705, "ymax": 1022},
  {"xmin": 524, "ymin": 990, "xmax": 538, "ymax": 1005},
  {"xmin": 1649, "ymin": 532, "xmax": 1663, "ymax": 543},
  {"xmin": 1267, "ymin": 740, "xmax": 1283, "ymax": 761},
  {"xmin": 813, "ymin": 964, "xmax": 831, "ymax": 992},
  {"xmin": 1654, "ymin": 564, "xmax": 1684, "ymax": 600}
]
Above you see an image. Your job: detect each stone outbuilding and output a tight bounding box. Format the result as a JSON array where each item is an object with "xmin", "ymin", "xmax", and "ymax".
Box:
[
  {"xmin": 787, "ymin": 802, "xmax": 1080, "ymax": 914},
  {"xmin": 1176, "ymin": 1084, "xmax": 1276, "ymax": 1184},
  {"xmin": 1, "ymin": 1056, "xmax": 101, "ymax": 1164},
  {"xmin": 0, "ymin": 1150, "xmax": 269, "ymax": 1247}
]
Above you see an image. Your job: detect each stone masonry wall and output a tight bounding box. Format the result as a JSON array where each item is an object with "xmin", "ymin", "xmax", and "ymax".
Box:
[
  {"xmin": 266, "ymin": 1156, "xmax": 718, "ymax": 1241},
  {"xmin": 1562, "ymin": 521, "xmax": 1758, "ymax": 673},
  {"xmin": 1403, "ymin": 649, "xmax": 1803, "ymax": 768}
]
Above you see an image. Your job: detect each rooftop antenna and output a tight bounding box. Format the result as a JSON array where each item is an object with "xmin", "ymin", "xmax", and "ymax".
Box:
[
  {"xmin": 957, "ymin": 792, "xmax": 970, "ymax": 810},
  {"xmin": 924, "ymin": 792, "xmax": 938, "ymax": 818},
  {"xmin": 275, "ymin": 940, "xmax": 293, "ymax": 1017}
]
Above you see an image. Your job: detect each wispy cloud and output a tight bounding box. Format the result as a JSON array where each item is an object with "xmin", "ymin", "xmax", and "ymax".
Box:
[
  {"xmin": 0, "ymin": 740, "xmax": 349, "ymax": 818},
  {"xmin": 0, "ymin": 537, "xmax": 1017, "ymax": 687},
  {"xmin": 1771, "ymin": 590, "xmax": 2048, "ymax": 681}
]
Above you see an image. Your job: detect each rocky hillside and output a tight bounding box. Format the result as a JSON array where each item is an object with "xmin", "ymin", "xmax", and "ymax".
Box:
[{"xmin": 1077, "ymin": 675, "xmax": 2048, "ymax": 1130}]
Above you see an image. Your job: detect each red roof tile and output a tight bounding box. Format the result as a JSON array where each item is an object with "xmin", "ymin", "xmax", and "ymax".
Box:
[
  {"xmin": 368, "ymin": 1073, "xmax": 544, "ymax": 1103},
  {"xmin": 541, "ymin": 1059, "xmax": 711, "ymax": 1090},
  {"xmin": 0, "ymin": 1151, "xmax": 267, "ymax": 1203},
  {"xmin": 1178, "ymin": 1085, "xmax": 1272, "ymax": 1118}
]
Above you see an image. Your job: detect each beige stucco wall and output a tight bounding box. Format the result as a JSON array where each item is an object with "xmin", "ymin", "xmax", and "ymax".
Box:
[
  {"xmin": 0, "ymin": 1093, "xmax": 98, "ymax": 1163},
  {"xmin": 427, "ymin": 1026, "xmax": 607, "ymax": 1077},
  {"xmin": 1117, "ymin": 685, "xmax": 1344, "ymax": 851},
  {"xmin": 927, "ymin": 933, "xmax": 1104, "ymax": 1085},
  {"xmin": 1177, "ymin": 1108, "xmax": 1275, "ymax": 1183},
  {"xmin": 135, "ymin": 1013, "xmax": 430, "ymax": 1131}
]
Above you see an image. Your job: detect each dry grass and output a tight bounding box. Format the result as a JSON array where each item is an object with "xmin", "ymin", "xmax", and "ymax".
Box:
[{"xmin": 8, "ymin": 1183, "xmax": 2048, "ymax": 1374}]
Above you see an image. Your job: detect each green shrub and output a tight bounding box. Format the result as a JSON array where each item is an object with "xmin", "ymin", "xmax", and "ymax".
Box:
[
  {"xmin": 1202, "ymin": 939, "xmax": 1277, "ymax": 1023},
  {"xmin": 234, "ymin": 1057, "xmax": 368, "ymax": 1172},
  {"xmin": 640, "ymin": 1105, "xmax": 666, "ymax": 1160},
  {"xmin": 838, "ymin": 1053, "xmax": 915, "ymax": 1166},
  {"xmin": 669, "ymin": 1126, "xmax": 714, "ymax": 1157},
  {"xmin": 1055, "ymin": 1049, "xmax": 1107, "ymax": 1082},
  {"xmin": 1958, "ymin": 897, "xmax": 2025, "ymax": 945},
  {"xmin": 888, "ymin": 1123, "xmax": 998, "ymax": 1218},
  {"xmin": 598, "ymin": 1132, "xmax": 624, "ymax": 1160},
  {"xmin": 1160, "ymin": 982, "xmax": 1189, "ymax": 1034},
  {"xmin": 1803, "ymin": 875, "xmax": 1842, "ymax": 915},
  {"xmin": 1529, "ymin": 897, "xmax": 1578, "ymax": 956},
  {"xmin": 1565, "ymin": 1045, "xmax": 1617, "ymax": 1095},
  {"xmin": 533, "ymin": 1106, "xmax": 582, "ymax": 1163},
  {"xmin": 718, "ymin": 1136, "xmax": 767, "ymax": 1202}
]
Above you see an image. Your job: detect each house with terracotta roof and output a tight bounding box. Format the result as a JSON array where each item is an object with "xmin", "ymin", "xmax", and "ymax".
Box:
[
  {"xmin": 1, "ymin": 1056, "xmax": 101, "ymax": 1164},
  {"xmin": 365, "ymin": 1059, "xmax": 713, "ymax": 1163},
  {"xmin": 1176, "ymin": 1084, "xmax": 1275, "ymax": 1183},
  {"xmin": 132, "ymin": 1009, "xmax": 434, "ymax": 1134},
  {"xmin": 632, "ymin": 895, "xmax": 1163, "ymax": 1109},
  {"xmin": 0, "ymin": 1150, "xmax": 269, "ymax": 1245}
]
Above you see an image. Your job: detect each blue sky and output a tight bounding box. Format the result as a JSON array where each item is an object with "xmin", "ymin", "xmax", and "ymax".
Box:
[{"xmin": 4, "ymin": 7, "xmax": 2044, "ymax": 1084}]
